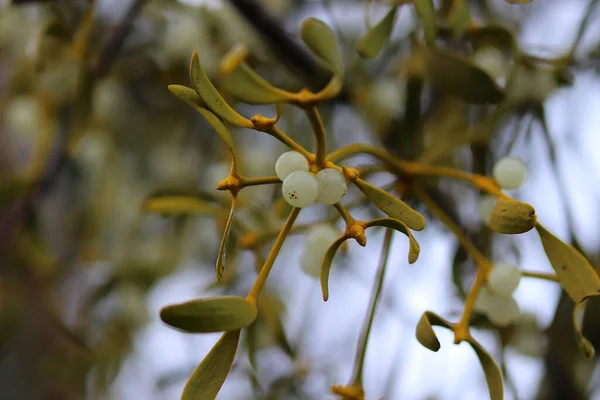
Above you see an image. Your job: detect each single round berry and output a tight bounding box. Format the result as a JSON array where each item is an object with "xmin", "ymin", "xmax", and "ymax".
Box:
[
  {"xmin": 488, "ymin": 263, "xmax": 521, "ymax": 296},
  {"xmin": 492, "ymin": 157, "xmax": 527, "ymax": 190},
  {"xmin": 479, "ymin": 195, "xmax": 499, "ymax": 226},
  {"xmin": 486, "ymin": 295, "xmax": 520, "ymax": 327},
  {"xmin": 316, "ymin": 168, "xmax": 347, "ymax": 205},
  {"xmin": 301, "ymin": 224, "xmax": 340, "ymax": 278},
  {"xmin": 282, "ymin": 170, "xmax": 319, "ymax": 208},
  {"xmin": 275, "ymin": 151, "xmax": 309, "ymax": 181}
]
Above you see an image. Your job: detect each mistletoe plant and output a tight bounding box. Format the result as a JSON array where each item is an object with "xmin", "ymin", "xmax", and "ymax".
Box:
[{"xmin": 145, "ymin": 2, "xmax": 599, "ymax": 399}]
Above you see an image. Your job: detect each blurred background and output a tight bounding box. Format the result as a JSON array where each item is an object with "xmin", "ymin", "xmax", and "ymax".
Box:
[{"xmin": 2, "ymin": 0, "xmax": 600, "ymax": 399}]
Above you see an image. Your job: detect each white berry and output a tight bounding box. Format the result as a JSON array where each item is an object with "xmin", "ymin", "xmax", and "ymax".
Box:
[
  {"xmin": 474, "ymin": 286, "xmax": 493, "ymax": 314},
  {"xmin": 488, "ymin": 263, "xmax": 521, "ymax": 296},
  {"xmin": 275, "ymin": 151, "xmax": 309, "ymax": 181},
  {"xmin": 479, "ymin": 195, "xmax": 498, "ymax": 226},
  {"xmin": 282, "ymin": 170, "xmax": 318, "ymax": 208},
  {"xmin": 486, "ymin": 295, "xmax": 520, "ymax": 327},
  {"xmin": 301, "ymin": 224, "xmax": 340, "ymax": 278},
  {"xmin": 492, "ymin": 157, "xmax": 527, "ymax": 189},
  {"xmin": 316, "ymin": 168, "xmax": 347, "ymax": 205}
]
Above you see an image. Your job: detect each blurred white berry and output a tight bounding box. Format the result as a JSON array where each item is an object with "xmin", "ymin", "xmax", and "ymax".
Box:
[
  {"xmin": 371, "ymin": 78, "xmax": 405, "ymax": 117},
  {"xmin": 282, "ymin": 170, "xmax": 318, "ymax": 208},
  {"xmin": 275, "ymin": 151, "xmax": 309, "ymax": 181},
  {"xmin": 474, "ymin": 285, "xmax": 493, "ymax": 314},
  {"xmin": 316, "ymin": 168, "xmax": 347, "ymax": 205},
  {"xmin": 472, "ymin": 47, "xmax": 508, "ymax": 83},
  {"xmin": 301, "ymin": 224, "xmax": 340, "ymax": 278},
  {"xmin": 492, "ymin": 156, "xmax": 527, "ymax": 189},
  {"xmin": 486, "ymin": 295, "xmax": 520, "ymax": 327},
  {"xmin": 479, "ymin": 195, "xmax": 498, "ymax": 226},
  {"xmin": 488, "ymin": 262, "xmax": 521, "ymax": 296},
  {"xmin": 4, "ymin": 95, "xmax": 40, "ymax": 145}
]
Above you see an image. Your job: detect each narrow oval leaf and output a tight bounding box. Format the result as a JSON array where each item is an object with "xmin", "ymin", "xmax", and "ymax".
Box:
[
  {"xmin": 300, "ymin": 18, "xmax": 344, "ymax": 77},
  {"xmin": 182, "ymin": 330, "xmax": 241, "ymax": 400},
  {"xmin": 356, "ymin": 6, "xmax": 398, "ymax": 59},
  {"xmin": 466, "ymin": 337, "xmax": 504, "ymax": 400},
  {"xmin": 216, "ymin": 196, "xmax": 237, "ymax": 282},
  {"xmin": 365, "ymin": 218, "xmax": 420, "ymax": 263},
  {"xmin": 220, "ymin": 62, "xmax": 295, "ymax": 105},
  {"xmin": 415, "ymin": 311, "xmax": 453, "ymax": 352},
  {"xmin": 160, "ymin": 296, "xmax": 257, "ymax": 333},
  {"xmin": 424, "ymin": 47, "xmax": 504, "ymax": 104},
  {"xmin": 354, "ymin": 178, "xmax": 426, "ymax": 231},
  {"xmin": 321, "ymin": 236, "xmax": 349, "ymax": 301},
  {"xmin": 142, "ymin": 196, "xmax": 223, "ymax": 216},
  {"xmin": 535, "ymin": 223, "xmax": 600, "ymax": 303},
  {"xmin": 168, "ymin": 85, "xmax": 237, "ymax": 164},
  {"xmin": 414, "ymin": 0, "xmax": 437, "ymax": 46},
  {"xmin": 572, "ymin": 297, "xmax": 596, "ymax": 359},
  {"xmin": 490, "ymin": 197, "xmax": 536, "ymax": 234},
  {"xmin": 189, "ymin": 51, "xmax": 253, "ymax": 128}
]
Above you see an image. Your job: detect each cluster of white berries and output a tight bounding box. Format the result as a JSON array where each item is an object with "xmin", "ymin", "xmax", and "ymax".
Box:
[
  {"xmin": 479, "ymin": 156, "xmax": 528, "ymax": 225},
  {"xmin": 474, "ymin": 263, "xmax": 522, "ymax": 327},
  {"xmin": 301, "ymin": 223, "xmax": 341, "ymax": 278},
  {"xmin": 276, "ymin": 151, "xmax": 348, "ymax": 208}
]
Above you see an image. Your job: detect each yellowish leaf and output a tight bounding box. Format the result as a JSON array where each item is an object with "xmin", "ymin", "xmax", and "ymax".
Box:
[
  {"xmin": 300, "ymin": 18, "xmax": 344, "ymax": 77},
  {"xmin": 536, "ymin": 223, "xmax": 600, "ymax": 303},
  {"xmin": 356, "ymin": 6, "xmax": 398, "ymax": 59},
  {"xmin": 572, "ymin": 297, "xmax": 597, "ymax": 359},
  {"xmin": 219, "ymin": 62, "xmax": 295, "ymax": 105},
  {"xmin": 413, "ymin": 0, "xmax": 437, "ymax": 46},
  {"xmin": 160, "ymin": 296, "xmax": 257, "ymax": 333},
  {"xmin": 415, "ymin": 311, "xmax": 453, "ymax": 351},
  {"xmin": 216, "ymin": 196, "xmax": 237, "ymax": 282},
  {"xmin": 321, "ymin": 236, "xmax": 349, "ymax": 301},
  {"xmin": 365, "ymin": 218, "xmax": 420, "ymax": 263},
  {"xmin": 182, "ymin": 330, "xmax": 241, "ymax": 400},
  {"xmin": 465, "ymin": 337, "xmax": 504, "ymax": 400},
  {"xmin": 354, "ymin": 178, "xmax": 426, "ymax": 231}
]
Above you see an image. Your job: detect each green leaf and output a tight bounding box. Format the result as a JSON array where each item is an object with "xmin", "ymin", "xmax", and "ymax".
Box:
[
  {"xmin": 356, "ymin": 6, "xmax": 398, "ymax": 59},
  {"xmin": 182, "ymin": 330, "xmax": 241, "ymax": 400},
  {"xmin": 320, "ymin": 236, "xmax": 349, "ymax": 301},
  {"xmin": 168, "ymin": 85, "xmax": 237, "ymax": 164},
  {"xmin": 424, "ymin": 47, "xmax": 504, "ymax": 104},
  {"xmin": 220, "ymin": 63, "xmax": 295, "ymax": 105},
  {"xmin": 572, "ymin": 297, "xmax": 597, "ymax": 359},
  {"xmin": 365, "ymin": 218, "xmax": 420, "ymax": 263},
  {"xmin": 160, "ymin": 296, "xmax": 257, "ymax": 333},
  {"xmin": 216, "ymin": 196, "xmax": 237, "ymax": 283},
  {"xmin": 414, "ymin": 0, "xmax": 438, "ymax": 46},
  {"xmin": 353, "ymin": 178, "xmax": 426, "ymax": 231},
  {"xmin": 535, "ymin": 223, "xmax": 600, "ymax": 303},
  {"xmin": 490, "ymin": 197, "xmax": 536, "ymax": 234},
  {"xmin": 189, "ymin": 51, "xmax": 253, "ymax": 128},
  {"xmin": 415, "ymin": 311, "xmax": 453, "ymax": 351},
  {"xmin": 465, "ymin": 337, "xmax": 504, "ymax": 400},
  {"xmin": 300, "ymin": 18, "xmax": 344, "ymax": 77},
  {"xmin": 142, "ymin": 195, "xmax": 224, "ymax": 216}
]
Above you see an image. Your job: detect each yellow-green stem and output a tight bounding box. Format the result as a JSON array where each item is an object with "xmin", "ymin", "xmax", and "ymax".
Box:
[
  {"xmin": 521, "ymin": 271, "xmax": 560, "ymax": 282},
  {"xmin": 240, "ymin": 176, "xmax": 281, "ymax": 187},
  {"xmin": 246, "ymin": 207, "xmax": 301, "ymax": 304},
  {"xmin": 268, "ymin": 125, "xmax": 313, "ymax": 159},
  {"xmin": 305, "ymin": 107, "xmax": 327, "ymax": 168},
  {"xmin": 350, "ymin": 228, "xmax": 393, "ymax": 387},
  {"xmin": 333, "ymin": 202, "xmax": 355, "ymax": 226},
  {"xmin": 454, "ymin": 271, "xmax": 484, "ymax": 343}
]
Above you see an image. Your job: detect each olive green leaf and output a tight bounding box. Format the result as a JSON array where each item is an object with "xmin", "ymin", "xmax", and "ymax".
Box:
[
  {"xmin": 415, "ymin": 311, "xmax": 453, "ymax": 351},
  {"xmin": 168, "ymin": 85, "xmax": 237, "ymax": 165},
  {"xmin": 353, "ymin": 178, "xmax": 426, "ymax": 231},
  {"xmin": 142, "ymin": 195, "xmax": 224, "ymax": 216},
  {"xmin": 189, "ymin": 51, "xmax": 253, "ymax": 128},
  {"xmin": 216, "ymin": 196, "xmax": 237, "ymax": 283},
  {"xmin": 365, "ymin": 218, "xmax": 420, "ymax": 263},
  {"xmin": 321, "ymin": 236, "xmax": 350, "ymax": 301},
  {"xmin": 490, "ymin": 197, "xmax": 536, "ymax": 234},
  {"xmin": 424, "ymin": 47, "xmax": 504, "ymax": 103},
  {"xmin": 536, "ymin": 223, "xmax": 600, "ymax": 303},
  {"xmin": 413, "ymin": 0, "xmax": 437, "ymax": 46},
  {"xmin": 572, "ymin": 297, "xmax": 597, "ymax": 359},
  {"xmin": 447, "ymin": 0, "xmax": 471, "ymax": 38},
  {"xmin": 465, "ymin": 25, "xmax": 515, "ymax": 52},
  {"xmin": 465, "ymin": 337, "xmax": 504, "ymax": 400},
  {"xmin": 219, "ymin": 62, "xmax": 295, "ymax": 105},
  {"xmin": 160, "ymin": 296, "xmax": 257, "ymax": 333},
  {"xmin": 356, "ymin": 6, "xmax": 398, "ymax": 59},
  {"xmin": 182, "ymin": 329, "xmax": 241, "ymax": 400},
  {"xmin": 300, "ymin": 18, "xmax": 344, "ymax": 77}
]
